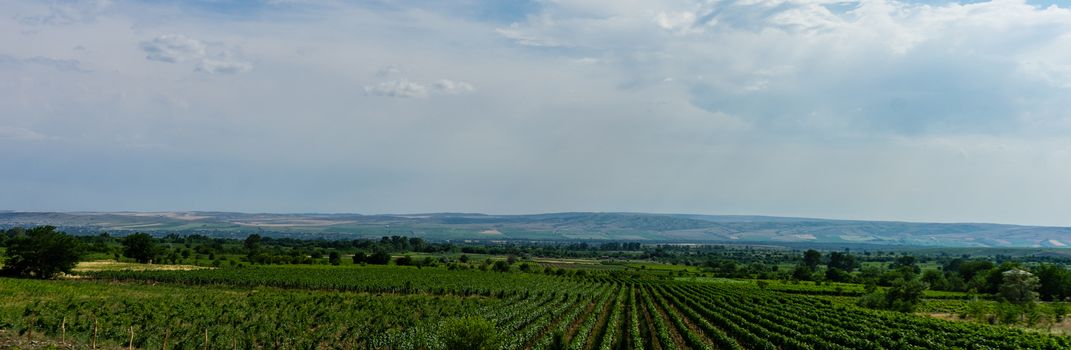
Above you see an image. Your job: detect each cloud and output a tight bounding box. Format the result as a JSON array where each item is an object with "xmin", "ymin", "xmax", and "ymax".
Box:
[
  {"xmin": 364, "ymin": 79, "xmax": 475, "ymax": 98},
  {"xmin": 6, "ymin": 0, "xmax": 1071, "ymax": 225},
  {"xmin": 363, "ymin": 80, "xmax": 430, "ymax": 98},
  {"xmin": 432, "ymin": 80, "xmax": 475, "ymax": 94},
  {"xmin": 17, "ymin": 0, "xmax": 112, "ymax": 26},
  {"xmin": 140, "ymin": 34, "xmax": 252, "ymax": 74},
  {"xmin": 141, "ymin": 35, "xmax": 206, "ymax": 63},
  {"xmin": 0, "ymin": 55, "xmax": 90, "ymax": 73},
  {"xmin": 0, "ymin": 127, "xmax": 47, "ymax": 141},
  {"xmin": 196, "ymin": 59, "xmax": 253, "ymax": 75}
]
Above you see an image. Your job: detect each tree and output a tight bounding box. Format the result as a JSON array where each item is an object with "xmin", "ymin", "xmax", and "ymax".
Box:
[
  {"xmin": 395, "ymin": 255, "xmax": 414, "ymax": 266},
  {"xmin": 921, "ymin": 269, "xmax": 949, "ymax": 291},
  {"xmin": 858, "ymin": 277, "xmax": 928, "ymax": 313},
  {"xmin": 352, "ymin": 251, "xmax": 367, "ymax": 264},
  {"xmin": 121, "ymin": 233, "xmax": 158, "ymax": 264},
  {"xmin": 885, "ymin": 278, "xmax": 928, "ymax": 312},
  {"xmin": 2, "ymin": 226, "xmax": 82, "ymax": 279},
  {"xmin": 792, "ymin": 264, "xmax": 813, "ymax": 281},
  {"xmin": 493, "ymin": 260, "xmax": 510, "ymax": 272},
  {"xmin": 243, "ymin": 234, "xmax": 262, "ymax": 256},
  {"xmin": 827, "ymin": 252, "xmax": 856, "ymax": 273},
  {"xmin": 438, "ymin": 316, "xmax": 500, "ymax": 350},
  {"xmin": 802, "ymin": 249, "xmax": 821, "ymax": 271},
  {"xmin": 1035, "ymin": 264, "xmax": 1071, "ymax": 301},
  {"xmin": 1000, "ymin": 269, "xmax": 1040, "ymax": 305},
  {"xmin": 825, "ymin": 267, "xmax": 850, "ymax": 282},
  {"xmin": 328, "ymin": 251, "xmax": 341, "ymax": 266},
  {"xmin": 367, "ymin": 251, "xmax": 391, "ymax": 265},
  {"xmin": 459, "ymin": 254, "xmax": 470, "ymax": 263}
]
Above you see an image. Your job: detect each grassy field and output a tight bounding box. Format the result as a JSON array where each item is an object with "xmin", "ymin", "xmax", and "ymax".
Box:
[{"xmin": 1, "ymin": 261, "xmax": 1068, "ymax": 349}]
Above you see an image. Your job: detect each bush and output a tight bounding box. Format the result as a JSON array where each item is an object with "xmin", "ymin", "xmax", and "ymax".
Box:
[
  {"xmin": 122, "ymin": 233, "xmax": 158, "ymax": 263},
  {"xmin": 2, "ymin": 226, "xmax": 82, "ymax": 279},
  {"xmin": 366, "ymin": 252, "xmax": 391, "ymax": 265},
  {"xmin": 857, "ymin": 278, "xmax": 928, "ymax": 313},
  {"xmin": 438, "ymin": 316, "xmax": 499, "ymax": 350}
]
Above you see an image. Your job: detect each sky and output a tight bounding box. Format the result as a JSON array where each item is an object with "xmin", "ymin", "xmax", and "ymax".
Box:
[{"xmin": 2, "ymin": 0, "xmax": 1071, "ymax": 226}]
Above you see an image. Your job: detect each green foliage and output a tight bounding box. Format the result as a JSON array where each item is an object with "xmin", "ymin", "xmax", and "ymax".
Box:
[
  {"xmin": 492, "ymin": 260, "xmax": 510, "ymax": 272},
  {"xmin": 802, "ymin": 249, "xmax": 821, "ymax": 271},
  {"xmin": 352, "ymin": 251, "xmax": 367, "ymax": 264},
  {"xmin": 1000, "ymin": 269, "xmax": 1040, "ymax": 305},
  {"xmin": 438, "ymin": 316, "xmax": 500, "ymax": 350},
  {"xmin": 1, "ymin": 226, "xmax": 82, "ymax": 279},
  {"xmin": 1034, "ymin": 264, "xmax": 1071, "ymax": 301},
  {"xmin": 4, "ymin": 265, "xmax": 1071, "ymax": 350},
  {"xmin": 121, "ymin": 233, "xmax": 158, "ymax": 264},
  {"xmin": 1050, "ymin": 302, "xmax": 1067, "ymax": 325},
  {"xmin": 858, "ymin": 278, "xmax": 928, "ymax": 313},
  {"xmin": 367, "ymin": 251, "xmax": 391, "ymax": 265}
]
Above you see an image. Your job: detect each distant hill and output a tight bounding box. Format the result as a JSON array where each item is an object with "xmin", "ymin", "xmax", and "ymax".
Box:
[{"xmin": 1, "ymin": 211, "xmax": 1070, "ymax": 248}]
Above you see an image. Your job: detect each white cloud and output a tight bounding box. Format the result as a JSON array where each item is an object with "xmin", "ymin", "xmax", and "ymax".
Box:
[
  {"xmin": 363, "ymin": 80, "xmax": 430, "ymax": 98},
  {"xmin": 0, "ymin": 127, "xmax": 47, "ymax": 141},
  {"xmin": 140, "ymin": 35, "xmax": 206, "ymax": 63},
  {"xmin": 196, "ymin": 59, "xmax": 253, "ymax": 75},
  {"xmin": 432, "ymin": 80, "xmax": 475, "ymax": 95},
  {"xmin": 364, "ymin": 79, "xmax": 475, "ymax": 98},
  {"xmin": 656, "ymin": 11, "xmax": 703, "ymax": 34},
  {"xmin": 6, "ymin": 0, "xmax": 1071, "ymax": 225}
]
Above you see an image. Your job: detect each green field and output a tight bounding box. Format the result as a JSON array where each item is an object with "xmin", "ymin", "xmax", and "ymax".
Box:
[{"xmin": 2, "ymin": 264, "xmax": 1069, "ymax": 349}]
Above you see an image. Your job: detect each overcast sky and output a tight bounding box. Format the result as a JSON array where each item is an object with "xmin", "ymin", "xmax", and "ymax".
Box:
[{"xmin": 3, "ymin": 0, "xmax": 1071, "ymax": 226}]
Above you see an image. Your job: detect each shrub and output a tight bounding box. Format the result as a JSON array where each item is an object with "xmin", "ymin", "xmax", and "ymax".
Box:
[
  {"xmin": 2, "ymin": 226, "xmax": 82, "ymax": 279},
  {"xmin": 438, "ymin": 316, "xmax": 499, "ymax": 350}
]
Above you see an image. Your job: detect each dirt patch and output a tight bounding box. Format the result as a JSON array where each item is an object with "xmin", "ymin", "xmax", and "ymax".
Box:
[
  {"xmin": 72, "ymin": 260, "xmax": 209, "ymax": 272},
  {"xmin": 925, "ymin": 313, "xmax": 1071, "ymax": 336}
]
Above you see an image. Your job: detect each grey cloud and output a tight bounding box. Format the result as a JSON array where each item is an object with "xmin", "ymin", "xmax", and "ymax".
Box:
[
  {"xmin": 196, "ymin": 59, "xmax": 253, "ymax": 75},
  {"xmin": 17, "ymin": 0, "xmax": 112, "ymax": 26},
  {"xmin": 140, "ymin": 35, "xmax": 253, "ymax": 74},
  {"xmin": 0, "ymin": 127, "xmax": 47, "ymax": 141},
  {"xmin": 141, "ymin": 35, "xmax": 206, "ymax": 63},
  {"xmin": 0, "ymin": 55, "xmax": 90, "ymax": 73}
]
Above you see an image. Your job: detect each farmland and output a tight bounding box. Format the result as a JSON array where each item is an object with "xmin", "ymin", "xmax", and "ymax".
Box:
[
  {"xmin": 3, "ymin": 226, "xmax": 1071, "ymax": 349},
  {"xmin": 2, "ymin": 263, "xmax": 1070, "ymax": 349}
]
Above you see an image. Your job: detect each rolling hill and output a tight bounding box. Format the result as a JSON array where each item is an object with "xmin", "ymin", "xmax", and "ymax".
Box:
[{"xmin": 1, "ymin": 211, "xmax": 1070, "ymax": 248}]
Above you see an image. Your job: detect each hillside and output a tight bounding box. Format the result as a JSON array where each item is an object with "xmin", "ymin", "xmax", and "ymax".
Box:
[{"xmin": 1, "ymin": 211, "xmax": 1069, "ymax": 248}]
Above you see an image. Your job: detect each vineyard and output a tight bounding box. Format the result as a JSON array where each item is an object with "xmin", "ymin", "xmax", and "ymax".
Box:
[{"xmin": 1, "ymin": 265, "xmax": 1069, "ymax": 349}]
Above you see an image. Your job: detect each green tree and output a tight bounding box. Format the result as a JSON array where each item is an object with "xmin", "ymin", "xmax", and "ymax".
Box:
[
  {"xmin": 1, "ymin": 226, "xmax": 82, "ymax": 279},
  {"xmin": 367, "ymin": 251, "xmax": 391, "ymax": 265},
  {"xmin": 243, "ymin": 234, "xmax": 262, "ymax": 257},
  {"xmin": 352, "ymin": 251, "xmax": 367, "ymax": 264},
  {"xmin": 1000, "ymin": 269, "xmax": 1040, "ymax": 305},
  {"xmin": 802, "ymin": 249, "xmax": 821, "ymax": 271},
  {"xmin": 121, "ymin": 233, "xmax": 158, "ymax": 264},
  {"xmin": 921, "ymin": 269, "xmax": 949, "ymax": 291},
  {"xmin": 328, "ymin": 251, "xmax": 341, "ymax": 265},
  {"xmin": 439, "ymin": 316, "xmax": 500, "ymax": 350},
  {"xmin": 827, "ymin": 251, "xmax": 856, "ymax": 272},
  {"xmin": 884, "ymin": 278, "xmax": 928, "ymax": 312},
  {"xmin": 792, "ymin": 264, "xmax": 813, "ymax": 281},
  {"xmin": 1035, "ymin": 264, "xmax": 1071, "ymax": 301}
]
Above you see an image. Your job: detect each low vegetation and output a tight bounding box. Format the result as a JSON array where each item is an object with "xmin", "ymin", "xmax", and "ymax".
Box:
[{"xmin": 1, "ymin": 226, "xmax": 1069, "ymax": 348}]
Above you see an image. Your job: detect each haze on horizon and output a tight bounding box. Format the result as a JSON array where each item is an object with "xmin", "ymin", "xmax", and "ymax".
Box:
[{"xmin": 3, "ymin": 0, "xmax": 1071, "ymax": 227}]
